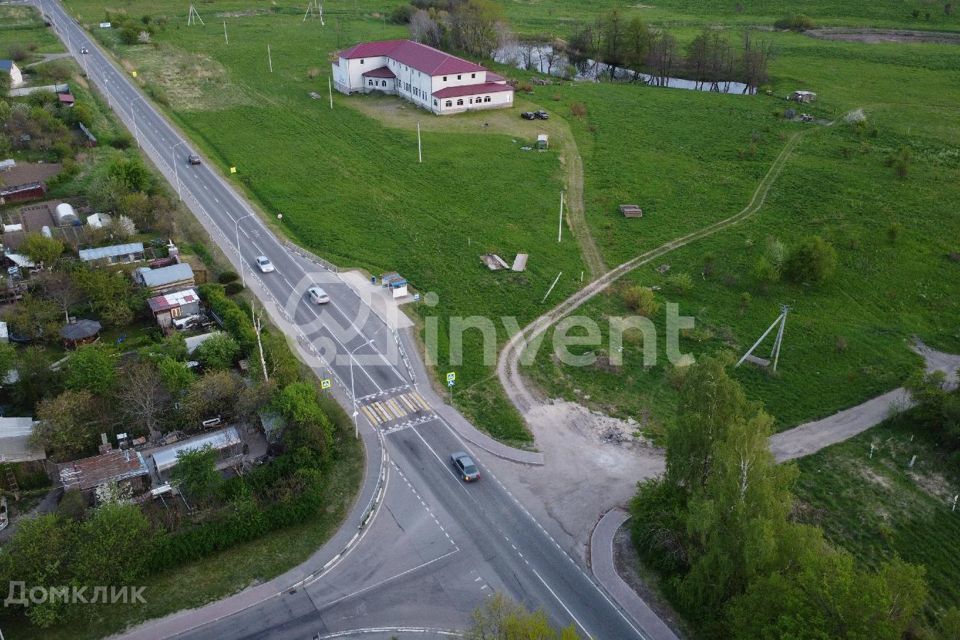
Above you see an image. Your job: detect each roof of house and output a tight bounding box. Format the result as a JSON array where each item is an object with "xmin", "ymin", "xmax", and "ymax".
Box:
[
  {"xmin": 5, "ymin": 253, "xmax": 35, "ymax": 268},
  {"xmin": 362, "ymin": 65, "xmax": 396, "ymax": 79},
  {"xmin": 78, "ymin": 241, "xmax": 144, "ymax": 262},
  {"xmin": 433, "ymin": 82, "xmax": 514, "ymax": 99},
  {"xmin": 60, "ymin": 318, "xmax": 102, "ymax": 341},
  {"xmin": 0, "ymin": 182, "xmax": 45, "ymax": 198},
  {"xmin": 340, "ymin": 39, "xmax": 485, "ymax": 76},
  {"xmin": 149, "ymin": 426, "xmax": 242, "ymax": 474},
  {"xmin": 59, "ymin": 448, "xmax": 149, "ymax": 491},
  {"xmin": 57, "ymin": 93, "xmax": 75, "ymax": 104},
  {"xmin": 0, "ymin": 417, "xmax": 46, "ymax": 463},
  {"xmin": 147, "ymin": 288, "xmax": 199, "ymax": 314},
  {"xmin": 486, "ymin": 71, "xmax": 506, "ymax": 83},
  {"xmin": 136, "ymin": 263, "xmax": 194, "ymax": 288}
]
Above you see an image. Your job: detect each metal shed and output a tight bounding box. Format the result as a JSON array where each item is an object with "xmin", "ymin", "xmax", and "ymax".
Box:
[{"xmin": 148, "ymin": 426, "xmax": 243, "ymax": 478}]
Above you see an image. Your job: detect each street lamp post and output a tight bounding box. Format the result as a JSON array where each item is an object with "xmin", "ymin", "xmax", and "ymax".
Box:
[
  {"xmin": 348, "ymin": 339, "xmax": 373, "ymax": 439},
  {"xmin": 234, "ymin": 213, "xmax": 256, "ymax": 287}
]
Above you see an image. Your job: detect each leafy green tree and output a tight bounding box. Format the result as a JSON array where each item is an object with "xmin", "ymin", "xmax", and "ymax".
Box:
[
  {"xmin": 0, "ymin": 514, "xmax": 77, "ymax": 628},
  {"xmin": 108, "ymin": 156, "xmax": 150, "ymax": 192},
  {"xmin": 20, "ymin": 233, "xmax": 65, "ymax": 268},
  {"xmin": 32, "ymin": 389, "xmax": 100, "ymax": 461},
  {"xmin": 941, "ymin": 608, "xmax": 960, "ymax": 640},
  {"xmin": 275, "ymin": 382, "xmax": 334, "ymax": 459},
  {"xmin": 467, "ymin": 592, "xmax": 581, "ymax": 640},
  {"xmin": 727, "ymin": 549, "xmax": 926, "ymax": 640},
  {"xmin": 170, "ymin": 446, "xmax": 221, "ymax": 499},
  {"xmin": 73, "ymin": 503, "xmax": 154, "ymax": 587},
  {"xmin": 12, "ymin": 345, "xmax": 62, "ymax": 409},
  {"xmin": 194, "ymin": 333, "xmax": 241, "ymax": 370},
  {"xmin": 784, "ymin": 235, "xmax": 838, "ymax": 286},
  {"xmin": 157, "ymin": 355, "xmax": 195, "ymax": 395},
  {"xmin": 5, "ymin": 293, "xmax": 62, "ymax": 341},
  {"xmin": 64, "ymin": 344, "xmax": 117, "ymax": 396},
  {"xmin": 0, "ymin": 341, "xmax": 16, "ymax": 382}
]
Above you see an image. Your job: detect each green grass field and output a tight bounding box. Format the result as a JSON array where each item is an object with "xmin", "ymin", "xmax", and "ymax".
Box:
[
  {"xmin": 793, "ymin": 413, "xmax": 960, "ymax": 621},
  {"xmin": 54, "ymin": 1, "xmax": 960, "ymax": 442}
]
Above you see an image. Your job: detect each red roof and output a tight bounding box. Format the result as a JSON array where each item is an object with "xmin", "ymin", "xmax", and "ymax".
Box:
[
  {"xmin": 433, "ymin": 82, "xmax": 514, "ymax": 99},
  {"xmin": 57, "ymin": 92, "xmax": 75, "ymax": 104},
  {"xmin": 362, "ymin": 65, "xmax": 396, "ymax": 79},
  {"xmin": 340, "ymin": 39, "xmax": 485, "ymax": 76},
  {"xmin": 486, "ymin": 72, "xmax": 506, "ymax": 83}
]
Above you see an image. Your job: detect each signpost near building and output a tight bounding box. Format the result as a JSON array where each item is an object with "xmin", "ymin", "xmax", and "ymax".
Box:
[{"xmin": 446, "ymin": 371, "xmax": 455, "ymax": 400}]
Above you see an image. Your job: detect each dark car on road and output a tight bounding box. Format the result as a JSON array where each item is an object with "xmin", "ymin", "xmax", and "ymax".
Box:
[
  {"xmin": 520, "ymin": 111, "xmax": 536, "ymax": 120},
  {"xmin": 450, "ymin": 452, "xmax": 480, "ymax": 482},
  {"xmin": 534, "ymin": 110, "xmax": 549, "ymax": 120},
  {"xmin": 80, "ymin": 47, "xmax": 89, "ymax": 54},
  {"xmin": 187, "ymin": 154, "xmax": 201, "ymax": 165}
]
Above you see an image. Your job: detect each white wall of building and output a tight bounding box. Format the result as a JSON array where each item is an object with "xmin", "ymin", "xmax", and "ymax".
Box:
[{"xmin": 436, "ymin": 90, "xmax": 513, "ymax": 115}]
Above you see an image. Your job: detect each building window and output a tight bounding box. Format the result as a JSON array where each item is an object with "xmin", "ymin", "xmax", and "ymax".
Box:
[
  {"xmin": 434, "ymin": 99, "xmax": 438, "ymax": 106},
  {"xmin": 382, "ymin": 80, "xmax": 387, "ymax": 87},
  {"xmin": 443, "ymin": 76, "xmax": 447, "ymax": 81},
  {"xmin": 360, "ymin": 59, "xmax": 365, "ymax": 64},
  {"xmin": 457, "ymin": 99, "xmax": 463, "ymax": 106},
  {"xmin": 368, "ymin": 79, "xmax": 373, "ymax": 86},
  {"xmin": 445, "ymin": 100, "xmax": 452, "ymax": 107},
  {"xmin": 471, "ymin": 73, "xmax": 476, "ymax": 78},
  {"xmin": 457, "ymin": 74, "xmax": 461, "ymax": 80},
  {"xmin": 484, "ymin": 96, "xmax": 491, "ymax": 102}
]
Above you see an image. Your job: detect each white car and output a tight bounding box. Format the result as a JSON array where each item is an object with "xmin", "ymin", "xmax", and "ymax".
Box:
[
  {"xmin": 255, "ymin": 256, "xmax": 275, "ymax": 273},
  {"xmin": 307, "ymin": 286, "xmax": 330, "ymax": 305}
]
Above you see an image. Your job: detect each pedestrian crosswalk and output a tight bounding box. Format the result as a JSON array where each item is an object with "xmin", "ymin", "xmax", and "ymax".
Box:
[{"xmin": 361, "ymin": 390, "xmax": 432, "ymax": 426}]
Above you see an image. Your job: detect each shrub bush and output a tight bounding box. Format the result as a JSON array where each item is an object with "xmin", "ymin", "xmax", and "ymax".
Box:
[
  {"xmin": 774, "ymin": 14, "xmax": 816, "ymax": 31},
  {"xmin": 622, "ymin": 285, "xmax": 661, "ymax": 317},
  {"xmin": 217, "ymin": 271, "xmax": 239, "ymax": 284},
  {"xmin": 784, "ymin": 235, "xmax": 838, "ymax": 285},
  {"xmin": 570, "ymin": 102, "xmax": 587, "ymax": 118}
]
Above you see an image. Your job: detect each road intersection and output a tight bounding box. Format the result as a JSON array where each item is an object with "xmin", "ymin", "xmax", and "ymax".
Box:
[{"xmin": 34, "ymin": 2, "xmax": 669, "ymax": 638}]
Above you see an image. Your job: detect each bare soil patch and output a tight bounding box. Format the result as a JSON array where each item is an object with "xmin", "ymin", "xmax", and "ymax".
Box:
[{"xmin": 807, "ymin": 28, "xmax": 960, "ymax": 45}]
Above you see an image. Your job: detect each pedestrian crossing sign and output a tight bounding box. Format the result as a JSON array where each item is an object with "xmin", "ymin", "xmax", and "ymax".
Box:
[
  {"xmin": 230, "ymin": 166, "xmax": 237, "ymax": 174},
  {"xmin": 321, "ymin": 379, "xmax": 331, "ymax": 389},
  {"xmin": 446, "ymin": 372, "xmax": 456, "ymax": 384}
]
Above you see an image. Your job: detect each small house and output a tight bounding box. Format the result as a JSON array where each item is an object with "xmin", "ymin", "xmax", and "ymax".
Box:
[
  {"xmin": 0, "ymin": 417, "xmax": 46, "ymax": 465},
  {"xmin": 58, "ymin": 443, "xmax": 150, "ymax": 498},
  {"xmin": 85, "ymin": 212, "xmax": 112, "ymax": 229},
  {"xmin": 0, "ymin": 181, "xmax": 46, "ymax": 205},
  {"xmin": 60, "ymin": 318, "xmax": 102, "ymax": 348},
  {"xmin": 0, "ymin": 60, "xmax": 23, "ymax": 89},
  {"xmin": 147, "ymin": 288, "xmax": 201, "ymax": 329},
  {"xmin": 135, "ymin": 262, "xmax": 195, "ymax": 294},
  {"xmin": 147, "ymin": 426, "xmax": 244, "ymax": 482},
  {"xmin": 56, "ymin": 92, "xmax": 75, "ymax": 107},
  {"xmin": 790, "ymin": 90, "xmax": 817, "ymax": 104},
  {"xmin": 79, "ymin": 241, "xmax": 144, "ymax": 266}
]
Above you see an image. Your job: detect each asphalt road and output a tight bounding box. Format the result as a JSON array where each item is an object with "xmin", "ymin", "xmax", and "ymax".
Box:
[{"xmin": 36, "ymin": 3, "xmax": 659, "ymax": 637}]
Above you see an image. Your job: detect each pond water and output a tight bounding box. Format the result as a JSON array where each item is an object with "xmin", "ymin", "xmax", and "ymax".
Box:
[{"xmin": 493, "ymin": 42, "xmax": 754, "ymax": 95}]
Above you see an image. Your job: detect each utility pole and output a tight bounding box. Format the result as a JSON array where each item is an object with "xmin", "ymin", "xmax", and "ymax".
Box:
[
  {"xmin": 328, "ymin": 76, "xmax": 333, "ymax": 109},
  {"xmin": 417, "ymin": 122, "xmax": 422, "ymax": 163},
  {"xmin": 267, "ymin": 44, "xmax": 273, "ymax": 73},
  {"xmin": 223, "ymin": 20, "xmax": 228, "ymax": 44},
  {"xmin": 558, "ymin": 191, "xmax": 564, "ymax": 242}
]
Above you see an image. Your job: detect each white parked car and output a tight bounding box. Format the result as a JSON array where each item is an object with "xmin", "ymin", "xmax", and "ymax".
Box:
[
  {"xmin": 255, "ymin": 256, "xmax": 275, "ymax": 273},
  {"xmin": 307, "ymin": 286, "xmax": 330, "ymax": 305}
]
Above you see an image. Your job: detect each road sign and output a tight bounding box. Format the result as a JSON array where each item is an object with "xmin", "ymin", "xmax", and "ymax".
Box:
[
  {"xmin": 446, "ymin": 372, "xmax": 456, "ymax": 383},
  {"xmin": 131, "ymin": 70, "xmax": 137, "ymax": 77},
  {"xmin": 447, "ymin": 379, "xmax": 455, "ymax": 387},
  {"xmin": 230, "ymin": 166, "xmax": 237, "ymax": 174},
  {"xmin": 320, "ymin": 378, "xmax": 331, "ymax": 390}
]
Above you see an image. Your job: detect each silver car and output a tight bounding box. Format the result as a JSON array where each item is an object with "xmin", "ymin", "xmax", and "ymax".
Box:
[{"xmin": 307, "ymin": 286, "xmax": 330, "ymax": 305}]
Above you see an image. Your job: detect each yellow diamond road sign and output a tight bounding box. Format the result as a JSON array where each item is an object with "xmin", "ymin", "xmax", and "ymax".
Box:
[
  {"xmin": 229, "ymin": 166, "xmax": 237, "ymax": 174},
  {"xmin": 321, "ymin": 379, "xmax": 331, "ymax": 390},
  {"xmin": 131, "ymin": 70, "xmax": 137, "ymax": 77}
]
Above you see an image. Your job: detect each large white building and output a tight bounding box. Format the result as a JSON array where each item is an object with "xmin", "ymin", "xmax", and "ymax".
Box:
[{"xmin": 332, "ymin": 39, "xmax": 513, "ymax": 115}]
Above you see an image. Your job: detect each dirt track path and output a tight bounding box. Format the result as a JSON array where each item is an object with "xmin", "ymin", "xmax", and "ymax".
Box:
[
  {"xmin": 561, "ymin": 135, "xmax": 606, "ymax": 279},
  {"xmin": 498, "ymin": 130, "xmax": 805, "ymax": 415}
]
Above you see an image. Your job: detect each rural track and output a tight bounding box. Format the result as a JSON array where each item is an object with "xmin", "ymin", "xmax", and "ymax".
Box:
[
  {"xmin": 561, "ymin": 135, "xmax": 607, "ymax": 280},
  {"xmin": 498, "ymin": 130, "xmax": 805, "ymax": 415}
]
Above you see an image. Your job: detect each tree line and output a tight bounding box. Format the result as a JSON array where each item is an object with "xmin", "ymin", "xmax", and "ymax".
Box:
[
  {"xmin": 566, "ymin": 9, "xmax": 773, "ymax": 92},
  {"xmin": 391, "ymin": 0, "xmax": 511, "ymax": 59},
  {"xmin": 630, "ymin": 355, "xmax": 958, "ymax": 639}
]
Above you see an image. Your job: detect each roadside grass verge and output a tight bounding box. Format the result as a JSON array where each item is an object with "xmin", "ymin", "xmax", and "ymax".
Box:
[{"xmin": 793, "ymin": 412, "xmax": 960, "ymax": 621}]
